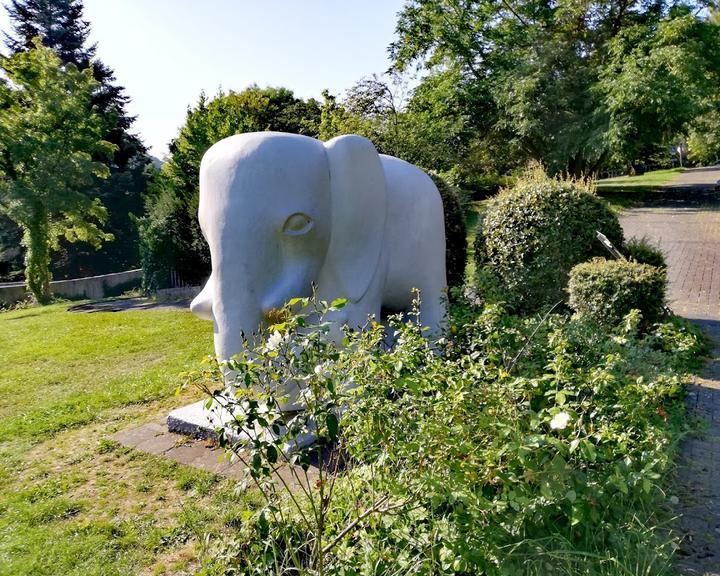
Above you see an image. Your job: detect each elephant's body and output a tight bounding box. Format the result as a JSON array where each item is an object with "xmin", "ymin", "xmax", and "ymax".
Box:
[
  {"xmin": 190, "ymin": 132, "xmax": 447, "ymax": 363},
  {"xmin": 380, "ymin": 154, "xmax": 446, "ymax": 327}
]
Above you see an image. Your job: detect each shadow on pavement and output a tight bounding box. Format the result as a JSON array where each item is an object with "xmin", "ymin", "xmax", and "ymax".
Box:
[{"xmin": 68, "ymin": 297, "xmax": 191, "ymax": 313}]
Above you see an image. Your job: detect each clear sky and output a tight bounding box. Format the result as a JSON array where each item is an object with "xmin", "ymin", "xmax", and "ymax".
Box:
[{"xmin": 0, "ymin": 0, "xmax": 408, "ymax": 158}]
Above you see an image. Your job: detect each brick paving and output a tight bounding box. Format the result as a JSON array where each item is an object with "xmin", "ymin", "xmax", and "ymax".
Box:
[{"xmin": 620, "ymin": 166, "xmax": 720, "ymax": 576}]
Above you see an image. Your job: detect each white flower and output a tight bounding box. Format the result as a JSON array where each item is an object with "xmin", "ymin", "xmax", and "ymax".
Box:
[
  {"xmin": 298, "ymin": 387, "xmax": 314, "ymax": 402},
  {"xmin": 313, "ymin": 361, "xmax": 332, "ymax": 379},
  {"xmin": 550, "ymin": 411, "xmax": 571, "ymax": 430},
  {"xmin": 266, "ymin": 331, "xmax": 284, "ymax": 351}
]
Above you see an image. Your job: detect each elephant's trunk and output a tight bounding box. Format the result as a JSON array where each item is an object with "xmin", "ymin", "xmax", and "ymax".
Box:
[
  {"xmin": 191, "ymin": 272, "xmax": 263, "ymax": 363},
  {"xmin": 190, "ymin": 275, "xmax": 214, "ymax": 321},
  {"xmin": 213, "ymin": 298, "xmax": 263, "ymax": 362}
]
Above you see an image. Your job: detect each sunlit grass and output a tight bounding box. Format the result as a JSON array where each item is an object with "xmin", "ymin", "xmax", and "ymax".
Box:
[
  {"xmin": 0, "ymin": 302, "xmax": 259, "ymax": 575},
  {"xmin": 595, "ymin": 168, "xmax": 686, "ymax": 210}
]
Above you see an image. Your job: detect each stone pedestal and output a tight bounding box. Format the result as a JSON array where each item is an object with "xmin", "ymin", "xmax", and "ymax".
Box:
[
  {"xmin": 167, "ymin": 399, "xmax": 238, "ymax": 441},
  {"xmin": 167, "ymin": 400, "xmax": 316, "ymax": 451}
]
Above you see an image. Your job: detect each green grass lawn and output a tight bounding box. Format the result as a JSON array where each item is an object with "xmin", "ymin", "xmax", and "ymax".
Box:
[
  {"xmin": 0, "ymin": 302, "xmax": 257, "ymax": 576},
  {"xmin": 595, "ymin": 167, "xmax": 685, "ymax": 210}
]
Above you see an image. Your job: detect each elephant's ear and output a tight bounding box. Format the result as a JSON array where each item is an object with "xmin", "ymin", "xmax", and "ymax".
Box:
[{"xmin": 321, "ymin": 135, "xmax": 387, "ymax": 302}]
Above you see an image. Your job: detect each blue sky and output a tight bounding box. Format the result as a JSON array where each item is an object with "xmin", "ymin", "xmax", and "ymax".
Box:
[{"xmin": 0, "ymin": 0, "xmax": 408, "ymax": 157}]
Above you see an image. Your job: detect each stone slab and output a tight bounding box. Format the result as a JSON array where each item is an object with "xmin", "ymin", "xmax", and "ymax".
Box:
[
  {"xmin": 167, "ymin": 398, "xmax": 317, "ymax": 451},
  {"xmin": 112, "ymin": 420, "xmax": 319, "ymax": 489},
  {"xmin": 112, "ymin": 420, "xmax": 245, "ymax": 476},
  {"xmin": 111, "ymin": 421, "xmax": 166, "ymax": 449},
  {"xmin": 166, "ymin": 399, "xmax": 233, "ymax": 441}
]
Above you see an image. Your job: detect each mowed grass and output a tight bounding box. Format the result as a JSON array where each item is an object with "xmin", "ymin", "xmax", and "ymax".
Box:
[
  {"xmin": 0, "ymin": 303, "xmax": 211, "ymax": 441},
  {"xmin": 595, "ymin": 167, "xmax": 685, "ymax": 209},
  {"xmin": 0, "ymin": 302, "xmax": 257, "ymax": 576}
]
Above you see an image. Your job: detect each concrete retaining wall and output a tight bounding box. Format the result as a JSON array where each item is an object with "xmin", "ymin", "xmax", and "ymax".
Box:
[
  {"xmin": 155, "ymin": 285, "xmax": 202, "ymax": 300},
  {"xmin": 0, "ymin": 269, "xmax": 143, "ymax": 305}
]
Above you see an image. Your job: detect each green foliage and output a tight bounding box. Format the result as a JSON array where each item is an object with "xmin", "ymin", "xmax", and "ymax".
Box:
[
  {"xmin": 474, "ymin": 166, "xmax": 623, "ymax": 312},
  {"xmin": 138, "ymin": 87, "xmax": 322, "ymax": 288},
  {"xmin": 688, "ymin": 109, "xmax": 720, "ymax": 165},
  {"xmin": 200, "ymin": 291, "xmax": 704, "ymax": 574},
  {"xmin": 461, "ymin": 173, "xmax": 515, "ymax": 200},
  {"xmin": 600, "ymin": 13, "xmax": 720, "ymax": 166},
  {"xmin": 320, "ymin": 69, "xmax": 502, "ymax": 187},
  {"xmin": 0, "ymin": 42, "xmax": 114, "ymax": 302},
  {"xmin": 568, "ymin": 258, "xmax": 667, "ymax": 328},
  {"xmin": 624, "ymin": 237, "xmax": 667, "ymax": 269},
  {"xmin": 190, "ymin": 296, "xmax": 357, "ymax": 574},
  {"xmin": 4, "ymin": 0, "xmax": 151, "ymax": 280},
  {"xmin": 0, "ymin": 211, "xmax": 23, "ymax": 281},
  {"xmin": 428, "ymin": 174, "xmax": 467, "ymax": 289},
  {"xmin": 389, "ymin": 0, "xmax": 720, "ymax": 176}
]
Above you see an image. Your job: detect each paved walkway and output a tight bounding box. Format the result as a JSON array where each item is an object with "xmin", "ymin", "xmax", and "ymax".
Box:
[
  {"xmin": 620, "ymin": 166, "xmax": 720, "ymax": 575},
  {"xmin": 112, "ymin": 419, "xmax": 319, "ymax": 490}
]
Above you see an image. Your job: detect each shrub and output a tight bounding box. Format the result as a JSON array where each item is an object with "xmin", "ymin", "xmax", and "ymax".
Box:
[
  {"xmin": 429, "ymin": 173, "xmax": 468, "ymax": 289},
  {"xmin": 474, "ymin": 165, "xmax": 623, "ymax": 312},
  {"xmin": 568, "ymin": 257, "xmax": 667, "ymax": 327},
  {"xmin": 198, "ymin": 294, "xmax": 704, "ymax": 575},
  {"xmin": 440, "ymin": 168, "xmax": 516, "ymax": 200},
  {"xmin": 624, "ymin": 236, "xmax": 667, "ymax": 268}
]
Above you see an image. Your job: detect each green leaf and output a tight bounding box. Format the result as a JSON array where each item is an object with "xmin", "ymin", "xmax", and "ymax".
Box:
[
  {"xmin": 266, "ymin": 445, "xmax": 278, "ymax": 464},
  {"xmin": 326, "ymin": 412, "xmax": 339, "ymax": 441},
  {"xmin": 330, "ymin": 298, "xmax": 348, "ymax": 309}
]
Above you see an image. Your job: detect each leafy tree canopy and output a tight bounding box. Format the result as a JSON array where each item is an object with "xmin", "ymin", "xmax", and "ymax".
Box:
[
  {"xmin": 387, "ymin": 0, "xmax": 720, "ymax": 174},
  {"xmin": 2, "ymin": 0, "xmax": 150, "ymax": 281},
  {"xmin": 0, "ymin": 42, "xmax": 114, "ymax": 301},
  {"xmin": 138, "ymin": 86, "xmax": 322, "ymax": 289}
]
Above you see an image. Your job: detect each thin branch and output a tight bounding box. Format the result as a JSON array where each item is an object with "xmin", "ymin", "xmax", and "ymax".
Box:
[
  {"xmin": 321, "ymin": 494, "xmax": 390, "ymax": 555},
  {"xmin": 501, "ymin": 0, "xmax": 528, "ymax": 25},
  {"xmin": 505, "ymin": 301, "xmax": 563, "ymax": 374}
]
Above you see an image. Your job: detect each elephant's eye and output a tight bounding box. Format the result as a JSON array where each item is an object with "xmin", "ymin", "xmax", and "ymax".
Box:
[{"xmin": 282, "ymin": 212, "xmax": 314, "ymax": 236}]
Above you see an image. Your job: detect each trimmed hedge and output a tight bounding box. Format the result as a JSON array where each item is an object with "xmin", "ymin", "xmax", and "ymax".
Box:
[
  {"xmin": 429, "ymin": 173, "xmax": 467, "ymax": 289},
  {"xmin": 568, "ymin": 257, "xmax": 667, "ymax": 327},
  {"xmin": 474, "ymin": 169, "xmax": 623, "ymax": 312},
  {"xmin": 624, "ymin": 236, "xmax": 667, "ymax": 269}
]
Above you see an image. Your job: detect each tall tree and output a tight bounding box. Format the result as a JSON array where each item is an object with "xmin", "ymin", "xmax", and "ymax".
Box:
[
  {"xmin": 0, "ymin": 43, "xmax": 114, "ymax": 302},
  {"xmin": 319, "ymin": 69, "xmax": 502, "ymax": 189},
  {"xmin": 389, "ymin": 0, "xmax": 719, "ymax": 175},
  {"xmin": 2, "ymin": 0, "xmax": 149, "ymax": 279},
  {"xmin": 601, "ymin": 11, "xmax": 720, "ymax": 166},
  {"xmin": 138, "ymin": 87, "xmax": 322, "ymax": 289}
]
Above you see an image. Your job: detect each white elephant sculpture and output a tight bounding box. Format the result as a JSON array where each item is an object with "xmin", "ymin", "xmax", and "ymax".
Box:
[{"xmin": 189, "ymin": 131, "xmax": 447, "ymax": 363}]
